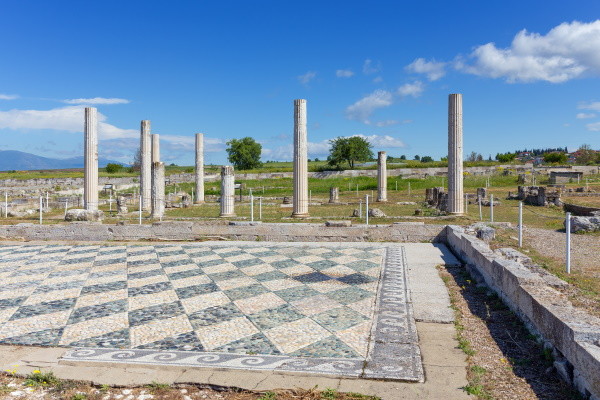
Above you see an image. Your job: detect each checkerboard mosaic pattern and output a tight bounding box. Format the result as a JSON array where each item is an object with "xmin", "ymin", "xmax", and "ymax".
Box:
[{"xmin": 0, "ymin": 243, "xmax": 422, "ymax": 381}]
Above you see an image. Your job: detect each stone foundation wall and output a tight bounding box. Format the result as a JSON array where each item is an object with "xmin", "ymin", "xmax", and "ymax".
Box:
[
  {"xmin": 445, "ymin": 225, "xmax": 600, "ymax": 399},
  {"xmin": 0, "ymin": 221, "xmax": 446, "ymax": 243}
]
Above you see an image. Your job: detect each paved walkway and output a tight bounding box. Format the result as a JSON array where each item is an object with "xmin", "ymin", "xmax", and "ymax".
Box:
[{"xmin": 0, "ymin": 242, "xmax": 427, "ymax": 381}]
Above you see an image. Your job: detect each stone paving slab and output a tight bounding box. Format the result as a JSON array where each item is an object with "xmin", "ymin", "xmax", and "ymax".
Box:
[{"xmin": 0, "ymin": 242, "xmax": 423, "ymax": 381}]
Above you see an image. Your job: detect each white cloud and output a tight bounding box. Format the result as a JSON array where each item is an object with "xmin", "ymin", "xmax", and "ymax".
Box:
[
  {"xmin": 263, "ymin": 140, "xmax": 331, "ymax": 161},
  {"xmin": 336, "ymin": 69, "xmax": 354, "ymax": 78},
  {"xmin": 375, "ymin": 120, "xmax": 399, "ymax": 127},
  {"xmin": 456, "ymin": 20, "xmax": 600, "ymax": 83},
  {"xmin": 363, "ymin": 59, "xmax": 380, "ymax": 75},
  {"xmin": 63, "ymin": 97, "xmax": 130, "ymax": 105},
  {"xmin": 345, "ymin": 90, "xmax": 393, "ymax": 124},
  {"xmin": 298, "ymin": 71, "xmax": 317, "ymax": 85},
  {"xmin": 354, "ymin": 134, "xmax": 406, "ymax": 148},
  {"xmin": 405, "ymin": 58, "xmax": 446, "ymax": 81},
  {"xmin": 397, "ymin": 81, "xmax": 424, "ymax": 97},
  {"xmin": 576, "ymin": 112, "xmax": 597, "ymax": 119},
  {"xmin": 0, "ymin": 94, "xmax": 18, "ymax": 100},
  {"xmin": 372, "ymin": 76, "xmax": 383, "ymax": 83},
  {"xmin": 160, "ymin": 135, "xmax": 226, "ymax": 153},
  {"xmin": 578, "ymin": 101, "xmax": 600, "ymax": 111},
  {"xmin": 586, "ymin": 122, "xmax": 600, "ymax": 131},
  {"xmin": 0, "ymin": 105, "xmax": 136, "ymax": 139}
]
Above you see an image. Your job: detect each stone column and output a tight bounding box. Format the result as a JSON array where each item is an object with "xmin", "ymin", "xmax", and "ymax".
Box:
[
  {"xmin": 329, "ymin": 187, "xmax": 339, "ymax": 203},
  {"xmin": 151, "ymin": 134, "xmax": 160, "ymax": 164},
  {"xmin": 292, "ymin": 99, "xmax": 309, "ymax": 217},
  {"xmin": 151, "ymin": 162, "xmax": 165, "ymax": 219},
  {"xmin": 195, "ymin": 133, "xmax": 205, "ymax": 204},
  {"xmin": 84, "ymin": 107, "xmax": 98, "ymax": 211},
  {"xmin": 377, "ymin": 151, "xmax": 387, "ymax": 202},
  {"xmin": 140, "ymin": 120, "xmax": 152, "ymax": 211},
  {"xmin": 447, "ymin": 94, "xmax": 464, "ymax": 214},
  {"xmin": 219, "ymin": 166, "xmax": 235, "ymax": 217}
]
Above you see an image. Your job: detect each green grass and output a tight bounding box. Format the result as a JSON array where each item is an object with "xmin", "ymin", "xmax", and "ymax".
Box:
[{"xmin": 23, "ymin": 371, "xmax": 60, "ymax": 387}]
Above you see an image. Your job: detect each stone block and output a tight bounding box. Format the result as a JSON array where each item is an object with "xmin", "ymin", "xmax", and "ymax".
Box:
[
  {"xmin": 325, "ymin": 220, "xmax": 351, "ymax": 227},
  {"xmin": 64, "ymin": 209, "xmax": 104, "ymax": 222}
]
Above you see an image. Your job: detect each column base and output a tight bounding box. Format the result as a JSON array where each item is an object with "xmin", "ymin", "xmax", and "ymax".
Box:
[
  {"xmin": 291, "ymin": 213, "xmax": 310, "ymax": 218},
  {"xmin": 194, "ymin": 201, "xmax": 205, "ymax": 205},
  {"xmin": 219, "ymin": 214, "xmax": 236, "ymax": 218},
  {"xmin": 376, "ymin": 199, "xmax": 388, "ymax": 203}
]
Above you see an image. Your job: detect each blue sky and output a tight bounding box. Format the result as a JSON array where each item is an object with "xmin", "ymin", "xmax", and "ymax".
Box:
[{"xmin": 1, "ymin": 1, "xmax": 600, "ymax": 165}]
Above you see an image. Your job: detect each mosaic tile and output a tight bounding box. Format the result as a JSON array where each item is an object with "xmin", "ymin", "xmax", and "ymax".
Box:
[
  {"xmin": 0, "ymin": 310, "xmax": 71, "ymax": 339},
  {"xmin": 326, "ymin": 286, "xmax": 373, "ymax": 304},
  {"xmin": 61, "ymin": 313, "xmax": 129, "ymax": 345},
  {"xmin": 261, "ymin": 278, "xmax": 303, "ymax": 291},
  {"xmin": 136, "ymin": 331, "xmax": 204, "ymax": 352},
  {"xmin": 223, "ymin": 284, "xmax": 268, "ymax": 301},
  {"xmin": 264, "ymin": 318, "xmax": 330, "ymax": 354},
  {"xmin": 274, "ymin": 285, "xmax": 320, "ymax": 302},
  {"xmin": 234, "ymin": 292, "xmax": 285, "ymax": 315},
  {"xmin": 10, "ymin": 298, "xmax": 77, "ymax": 320},
  {"xmin": 307, "ymin": 280, "xmax": 349, "ymax": 293},
  {"xmin": 290, "ymin": 294, "xmax": 341, "ymax": 316},
  {"xmin": 128, "ymin": 269, "xmax": 164, "ymax": 281},
  {"xmin": 75, "ymin": 289, "xmax": 128, "ymax": 309},
  {"xmin": 69, "ymin": 300, "xmax": 128, "ymax": 324},
  {"xmin": 248, "ymin": 304, "xmax": 304, "ymax": 330},
  {"xmin": 23, "ymin": 289, "xmax": 81, "ymax": 306},
  {"xmin": 67, "ymin": 328, "xmax": 130, "ymax": 348},
  {"xmin": 215, "ymin": 276, "xmax": 257, "ymax": 291},
  {"xmin": 253, "ymin": 270, "xmax": 289, "ymax": 282},
  {"xmin": 175, "ymin": 282, "xmax": 219, "ymax": 299},
  {"xmin": 305, "ymin": 260, "xmax": 339, "ymax": 271},
  {"xmin": 188, "ymin": 303, "xmax": 244, "ymax": 328},
  {"xmin": 80, "ymin": 281, "xmax": 127, "ymax": 295},
  {"xmin": 213, "ymin": 332, "xmax": 281, "ymax": 355},
  {"xmin": 180, "ymin": 291, "xmax": 230, "ymax": 314},
  {"xmin": 0, "ymin": 297, "xmax": 26, "ymax": 310},
  {"xmin": 0, "ymin": 327, "xmax": 65, "ymax": 346},
  {"xmin": 170, "ymin": 274, "xmax": 212, "ymax": 289},
  {"xmin": 312, "ymin": 306, "xmax": 368, "ymax": 332},
  {"xmin": 128, "ymin": 290, "xmax": 179, "ymax": 311},
  {"xmin": 127, "ymin": 274, "xmax": 169, "ymax": 288},
  {"xmin": 289, "ymin": 335, "xmax": 360, "ymax": 358},
  {"xmin": 270, "ymin": 259, "xmax": 300, "ymax": 269},
  {"xmin": 128, "ymin": 281, "xmax": 172, "ymax": 297},
  {"xmin": 335, "ymin": 320, "xmax": 372, "ymax": 357},
  {"xmin": 128, "ymin": 301, "xmax": 185, "ymax": 327},
  {"xmin": 33, "ymin": 280, "xmax": 85, "ymax": 294},
  {"xmin": 195, "ymin": 316, "xmax": 258, "ymax": 350},
  {"xmin": 292, "ymin": 271, "xmax": 333, "ymax": 283}
]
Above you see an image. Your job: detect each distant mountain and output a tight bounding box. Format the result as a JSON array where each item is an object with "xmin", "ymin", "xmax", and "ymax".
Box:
[{"xmin": 0, "ymin": 150, "xmax": 128, "ymax": 171}]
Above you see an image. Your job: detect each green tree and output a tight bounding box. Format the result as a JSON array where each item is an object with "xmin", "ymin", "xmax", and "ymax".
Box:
[
  {"xmin": 495, "ymin": 152, "xmax": 516, "ymax": 163},
  {"xmin": 421, "ymin": 156, "xmax": 434, "ymax": 163},
  {"xmin": 543, "ymin": 152, "xmax": 567, "ymax": 164},
  {"xmin": 226, "ymin": 137, "xmax": 262, "ymax": 170},
  {"xmin": 575, "ymin": 144, "xmax": 597, "ymax": 165},
  {"xmin": 105, "ymin": 163, "xmax": 123, "ymax": 173},
  {"xmin": 327, "ymin": 136, "xmax": 373, "ymax": 169},
  {"xmin": 414, "ymin": 155, "xmax": 420, "ymax": 161},
  {"xmin": 400, "ymin": 155, "xmax": 407, "ymax": 160}
]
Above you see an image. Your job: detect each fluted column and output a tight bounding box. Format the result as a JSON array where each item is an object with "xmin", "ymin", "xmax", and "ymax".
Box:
[
  {"xmin": 448, "ymin": 94, "xmax": 464, "ymax": 214},
  {"xmin": 377, "ymin": 151, "xmax": 387, "ymax": 202},
  {"xmin": 151, "ymin": 161, "xmax": 165, "ymax": 219},
  {"xmin": 84, "ymin": 107, "xmax": 98, "ymax": 211},
  {"xmin": 292, "ymin": 99, "xmax": 309, "ymax": 217},
  {"xmin": 219, "ymin": 166, "xmax": 235, "ymax": 217},
  {"xmin": 195, "ymin": 133, "xmax": 205, "ymax": 204},
  {"xmin": 151, "ymin": 134, "xmax": 160, "ymax": 164},
  {"xmin": 140, "ymin": 120, "xmax": 152, "ymax": 211}
]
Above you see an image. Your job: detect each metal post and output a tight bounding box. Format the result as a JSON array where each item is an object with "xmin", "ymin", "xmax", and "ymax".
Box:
[
  {"xmin": 566, "ymin": 212, "xmax": 571, "ymax": 273},
  {"xmin": 4, "ymin": 192, "xmax": 7, "ymax": 218},
  {"xmin": 464, "ymin": 194, "xmax": 468, "ymax": 213},
  {"xmin": 138, "ymin": 195, "xmax": 142, "ymax": 225},
  {"xmin": 408, "ymin": 182, "xmax": 411, "ymax": 196},
  {"xmin": 259, "ymin": 197, "xmax": 262, "ymax": 220},
  {"xmin": 518, "ymin": 201, "xmax": 523, "ymax": 248},
  {"xmin": 359, "ymin": 200, "xmax": 362, "ymax": 218},
  {"xmin": 348, "ymin": 182, "xmax": 351, "ymax": 191},
  {"xmin": 478, "ymin": 197, "xmax": 482, "ymax": 221},
  {"xmin": 46, "ymin": 192, "xmax": 49, "ymax": 209},
  {"xmin": 191, "ymin": 188, "xmax": 194, "ymax": 204},
  {"xmin": 309, "ymin": 190, "xmax": 312, "ymax": 204},
  {"xmin": 39, "ymin": 196, "xmax": 42, "ymax": 225},
  {"xmin": 250, "ymin": 195, "xmax": 254, "ymax": 222},
  {"xmin": 586, "ymin": 178, "xmax": 589, "ymax": 191},
  {"xmin": 65, "ymin": 199, "xmax": 69, "ymax": 217},
  {"xmin": 365, "ymin": 195, "xmax": 369, "ymax": 226},
  {"xmin": 395, "ymin": 181, "xmax": 398, "ymax": 191},
  {"xmin": 490, "ymin": 194, "xmax": 494, "ymax": 223},
  {"xmin": 356, "ymin": 184, "xmax": 358, "ymax": 196},
  {"xmin": 109, "ymin": 195, "xmax": 112, "ymax": 213}
]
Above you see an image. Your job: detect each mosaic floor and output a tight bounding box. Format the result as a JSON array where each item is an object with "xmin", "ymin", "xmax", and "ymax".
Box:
[{"xmin": 0, "ymin": 242, "xmax": 422, "ymax": 381}]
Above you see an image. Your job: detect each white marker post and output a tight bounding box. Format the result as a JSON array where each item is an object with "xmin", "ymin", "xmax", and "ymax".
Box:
[
  {"xmin": 109, "ymin": 195, "xmax": 113, "ymax": 213},
  {"xmin": 39, "ymin": 196, "xmax": 43, "ymax": 225},
  {"xmin": 46, "ymin": 192, "xmax": 49, "ymax": 209},
  {"xmin": 365, "ymin": 195, "xmax": 369, "ymax": 226},
  {"xmin": 518, "ymin": 201, "xmax": 523, "ymax": 248},
  {"xmin": 359, "ymin": 200, "xmax": 362, "ymax": 218},
  {"xmin": 356, "ymin": 184, "xmax": 358, "ymax": 196},
  {"xmin": 395, "ymin": 181, "xmax": 398, "ymax": 191},
  {"xmin": 250, "ymin": 195, "xmax": 254, "ymax": 222},
  {"xmin": 65, "ymin": 199, "xmax": 69, "ymax": 217},
  {"xmin": 478, "ymin": 197, "xmax": 483, "ymax": 221},
  {"xmin": 309, "ymin": 190, "xmax": 312, "ymax": 205},
  {"xmin": 259, "ymin": 197, "xmax": 262, "ymax": 220},
  {"xmin": 490, "ymin": 194, "xmax": 494, "ymax": 223},
  {"xmin": 464, "ymin": 194, "xmax": 468, "ymax": 213},
  {"xmin": 4, "ymin": 192, "xmax": 7, "ymax": 218},
  {"xmin": 566, "ymin": 212, "xmax": 571, "ymax": 274},
  {"xmin": 408, "ymin": 182, "xmax": 411, "ymax": 196},
  {"xmin": 138, "ymin": 195, "xmax": 142, "ymax": 225}
]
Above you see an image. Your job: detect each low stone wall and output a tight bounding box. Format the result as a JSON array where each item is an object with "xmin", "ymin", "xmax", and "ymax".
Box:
[
  {"xmin": 0, "ymin": 221, "xmax": 446, "ymax": 243},
  {"xmin": 563, "ymin": 202, "xmax": 600, "ymax": 216},
  {"xmin": 445, "ymin": 225, "xmax": 600, "ymax": 399}
]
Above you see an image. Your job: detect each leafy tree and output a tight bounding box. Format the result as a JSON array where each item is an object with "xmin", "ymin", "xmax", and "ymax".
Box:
[
  {"xmin": 226, "ymin": 137, "xmax": 262, "ymax": 170},
  {"xmin": 421, "ymin": 156, "xmax": 434, "ymax": 163},
  {"xmin": 400, "ymin": 155, "xmax": 407, "ymax": 160},
  {"xmin": 440, "ymin": 156, "xmax": 448, "ymax": 162},
  {"xmin": 105, "ymin": 163, "xmax": 123, "ymax": 173},
  {"xmin": 575, "ymin": 144, "xmax": 597, "ymax": 165},
  {"xmin": 414, "ymin": 155, "xmax": 420, "ymax": 161},
  {"xmin": 131, "ymin": 147, "xmax": 142, "ymax": 171},
  {"xmin": 327, "ymin": 136, "xmax": 373, "ymax": 169},
  {"xmin": 543, "ymin": 152, "xmax": 567, "ymax": 164},
  {"xmin": 495, "ymin": 152, "xmax": 516, "ymax": 163}
]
